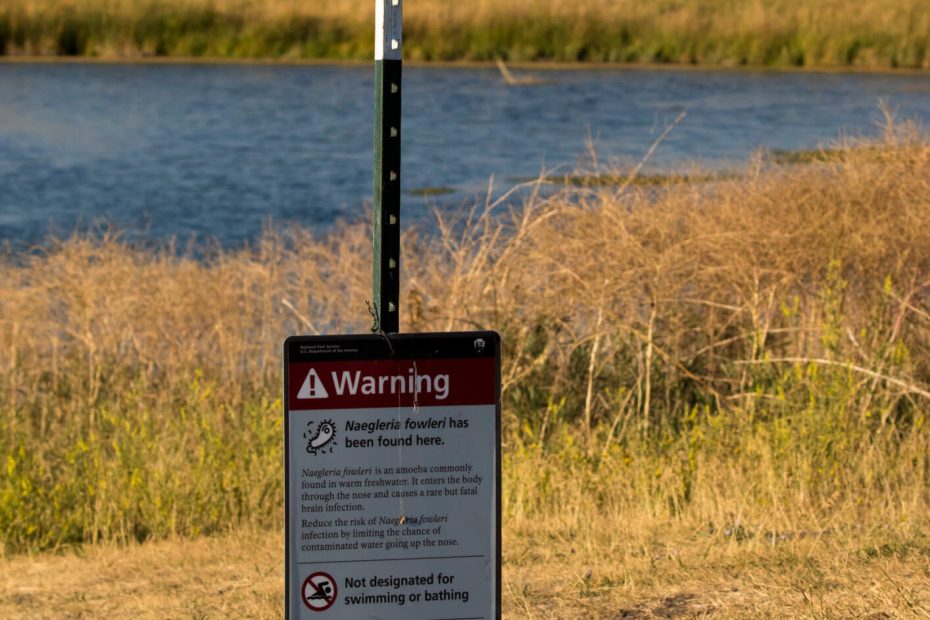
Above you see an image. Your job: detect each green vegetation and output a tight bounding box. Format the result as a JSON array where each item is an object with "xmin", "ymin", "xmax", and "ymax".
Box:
[
  {"xmin": 539, "ymin": 171, "xmax": 731, "ymax": 187},
  {"xmin": 2, "ymin": 0, "xmax": 930, "ymax": 67},
  {"xmin": 406, "ymin": 186, "xmax": 456, "ymax": 197},
  {"xmin": 3, "ymin": 126, "xmax": 930, "ymax": 554}
]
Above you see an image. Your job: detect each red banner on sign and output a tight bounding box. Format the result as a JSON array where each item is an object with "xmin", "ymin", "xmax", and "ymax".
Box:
[{"xmin": 287, "ymin": 357, "xmax": 496, "ymax": 410}]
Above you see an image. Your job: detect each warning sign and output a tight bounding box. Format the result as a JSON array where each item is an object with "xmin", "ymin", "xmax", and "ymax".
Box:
[{"xmin": 284, "ymin": 332, "xmax": 501, "ymax": 620}]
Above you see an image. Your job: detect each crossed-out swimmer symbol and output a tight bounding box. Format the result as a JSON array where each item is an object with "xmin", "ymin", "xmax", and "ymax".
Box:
[{"xmin": 302, "ymin": 571, "xmax": 337, "ymax": 611}]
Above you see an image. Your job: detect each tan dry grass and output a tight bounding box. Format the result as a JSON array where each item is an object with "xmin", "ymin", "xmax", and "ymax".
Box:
[
  {"xmin": 505, "ymin": 518, "xmax": 930, "ymax": 618},
  {"xmin": 0, "ymin": 530, "xmax": 282, "ymax": 619},
  {"xmin": 1, "ymin": 523, "xmax": 929, "ymax": 618}
]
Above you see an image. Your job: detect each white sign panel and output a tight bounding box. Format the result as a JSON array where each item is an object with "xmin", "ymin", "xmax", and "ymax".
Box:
[{"xmin": 284, "ymin": 332, "xmax": 501, "ymax": 619}]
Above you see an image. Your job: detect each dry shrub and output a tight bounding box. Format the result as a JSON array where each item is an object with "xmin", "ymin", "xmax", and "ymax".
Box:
[
  {"xmin": 409, "ymin": 125, "xmax": 930, "ymax": 537},
  {"xmin": 408, "ymin": 123, "xmax": 930, "ymax": 421}
]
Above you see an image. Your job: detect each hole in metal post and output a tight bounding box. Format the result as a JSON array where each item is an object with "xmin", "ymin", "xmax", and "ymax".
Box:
[
  {"xmin": 389, "ymin": 215, "xmax": 397, "ymax": 225},
  {"xmin": 391, "ymin": 83, "xmax": 399, "ymax": 94},
  {"xmin": 390, "ymin": 127, "xmax": 398, "ymax": 138},
  {"xmin": 388, "ymin": 302, "xmax": 397, "ymax": 312},
  {"xmin": 389, "ymin": 258, "xmax": 397, "ymax": 269},
  {"xmin": 391, "ymin": 39, "xmax": 399, "ymax": 50},
  {"xmin": 390, "ymin": 171, "xmax": 398, "ymax": 181}
]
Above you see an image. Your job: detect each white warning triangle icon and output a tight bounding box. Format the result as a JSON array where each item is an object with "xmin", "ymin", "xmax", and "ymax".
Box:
[{"xmin": 297, "ymin": 369, "xmax": 329, "ymax": 399}]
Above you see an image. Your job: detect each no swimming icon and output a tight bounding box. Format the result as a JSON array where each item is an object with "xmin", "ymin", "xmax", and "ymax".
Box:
[{"xmin": 302, "ymin": 571, "xmax": 338, "ymax": 612}]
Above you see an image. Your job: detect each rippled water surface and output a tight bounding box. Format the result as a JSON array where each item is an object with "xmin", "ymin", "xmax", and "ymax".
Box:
[{"xmin": 2, "ymin": 63, "xmax": 930, "ymax": 245}]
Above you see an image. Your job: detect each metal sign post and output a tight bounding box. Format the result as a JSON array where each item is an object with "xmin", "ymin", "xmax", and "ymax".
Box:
[
  {"xmin": 284, "ymin": 5, "xmax": 503, "ymax": 617},
  {"xmin": 373, "ymin": 0, "xmax": 403, "ymax": 334}
]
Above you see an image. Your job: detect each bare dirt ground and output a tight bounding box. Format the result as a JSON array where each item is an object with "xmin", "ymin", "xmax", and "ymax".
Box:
[{"xmin": 2, "ymin": 525, "xmax": 929, "ymax": 619}]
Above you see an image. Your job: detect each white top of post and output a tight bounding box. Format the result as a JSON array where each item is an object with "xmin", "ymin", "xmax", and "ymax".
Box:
[{"xmin": 375, "ymin": 0, "xmax": 403, "ymax": 61}]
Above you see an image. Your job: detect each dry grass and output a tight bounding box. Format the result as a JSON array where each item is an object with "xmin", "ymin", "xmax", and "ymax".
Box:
[
  {"xmin": 503, "ymin": 516, "xmax": 930, "ymax": 618},
  {"xmin": 0, "ymin": 226, "xmax": 372, "ymax": 548},
  {"xmin": 2, "ymin": 121, "xmax": 930, "ymax": 620},
  {"xmin": 0, "ymin": 530, "xmax": 283, "ymax": 619},
  {"xmin": 1, "ymin": 524, "xmax": 929, "ymax": 618},
  {"xmin": 2, "ymin": 0, "xmax": 930, "ymax": 65}
]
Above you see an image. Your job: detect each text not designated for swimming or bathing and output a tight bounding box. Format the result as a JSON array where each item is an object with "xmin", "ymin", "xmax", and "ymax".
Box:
[{"xmin": 284, "ymin": 332, "xmax": 501, "ymax": 619}]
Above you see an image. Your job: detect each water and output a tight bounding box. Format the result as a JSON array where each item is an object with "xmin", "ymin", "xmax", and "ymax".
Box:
[{"xmin": 2, "ymin": 62, "xmax": 930, "ymax": 246}]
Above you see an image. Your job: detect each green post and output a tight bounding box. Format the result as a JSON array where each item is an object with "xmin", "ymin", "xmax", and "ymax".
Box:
[{"xmin": 372, "ymin": 0, "xmax": 402, "ymax": 334}]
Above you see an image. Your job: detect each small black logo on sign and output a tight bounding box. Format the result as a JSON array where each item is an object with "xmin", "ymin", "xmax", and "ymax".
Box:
[{"xmin": 304, "ymin": 420, "xmax": 336, "ymax": 455}]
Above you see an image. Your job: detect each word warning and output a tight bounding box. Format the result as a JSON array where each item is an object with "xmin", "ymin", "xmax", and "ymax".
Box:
[{"xmin": 284, "ymin": 332, "xmax": 501, "ymax": 619}]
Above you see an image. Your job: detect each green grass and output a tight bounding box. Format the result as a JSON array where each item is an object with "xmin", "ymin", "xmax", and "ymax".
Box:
[
  {"xmin": 405, "ymin": 186, "xmax": 456, "ymax": 197},
  {"xmin": 538, "ymin": 172, "xmax": 732, "ymax": 187},
  {"xmin": 2, "ymin": 0, "xmax": 930, "ymax": 67},
  {"xmin": 0, "ymin": 8, "xmax": 368, "ymax": 59}
]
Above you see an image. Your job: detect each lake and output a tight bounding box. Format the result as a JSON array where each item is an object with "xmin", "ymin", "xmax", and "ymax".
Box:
[{"xmin": 2, "ymin": 62, "xmax": 929, "ymax": 246}]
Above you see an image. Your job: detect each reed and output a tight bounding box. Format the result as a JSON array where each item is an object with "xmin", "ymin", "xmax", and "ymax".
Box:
[
  {"xmin": 2, "ymin": 0, "xmax": 930, "ymax": 67},
  {"xmin": 2, "ymin": 124, "xmax": 930, "ymax": 553}
]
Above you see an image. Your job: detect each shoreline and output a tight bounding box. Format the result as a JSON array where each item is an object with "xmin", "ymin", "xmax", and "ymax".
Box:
[{"xmin": 1, "ymin": 55, "xmax": 929, "ymax": 76}]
